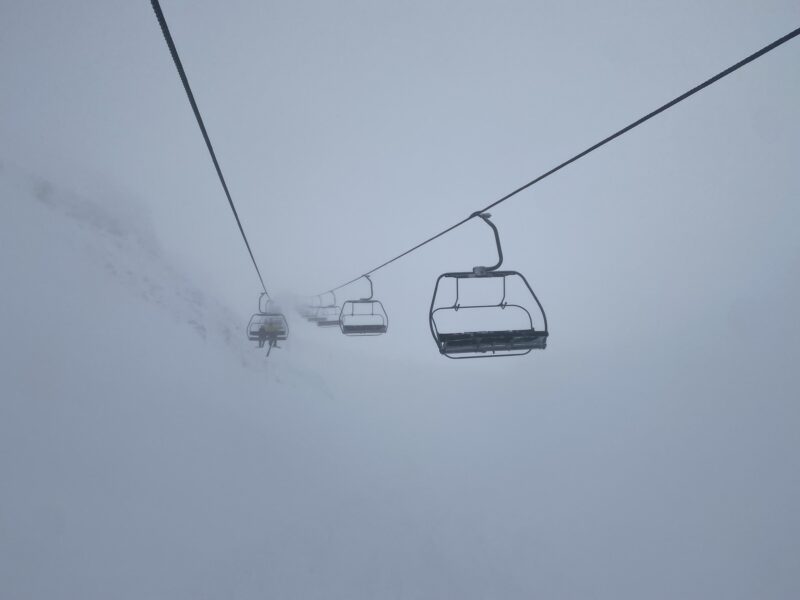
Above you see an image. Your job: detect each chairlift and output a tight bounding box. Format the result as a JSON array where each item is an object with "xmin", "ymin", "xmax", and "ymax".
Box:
[
  {"xmin": 315, "ymin": 291, "xmax": 340, "ymax": 327},
  {"xmin": 429, "ymin": 213, "xmax": 548, "ymax": 358},
  {"xmin": 247, "ymin": 293, "xmax": 288, "ymax": 355},
  {"xmin": 303, "ymin": 295, "xmax": 329, "ymax": 322},
  {"xmin": 339, "ymin": 275, "xmax": 388, "ymax": 335},
  {"xmin": 297, "ymin": 296, "xmax": 320, "ymax": 321}
]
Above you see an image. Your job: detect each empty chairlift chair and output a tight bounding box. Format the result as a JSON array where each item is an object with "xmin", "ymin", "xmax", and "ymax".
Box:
[
  {"xmin": 315, "ymin": 291, "xmax": 341, "ymax": 328},
  {"xmin": 298, "ymin": 296, "xmax": 321, "ymax": 321},
  {"xmin": 313, "ymin": 296, "xmax": 332, "ymax": 323},
  {"xmin": 339, "ymin": 275, "xmax": 388, "ymax": 336},
  {"xmin": 429, "ymin": 213, "xmax": 548, "ymax": 358},
  {"xmin": 247, "ymin": 293, "xmax": 289, "ymax": 354}
]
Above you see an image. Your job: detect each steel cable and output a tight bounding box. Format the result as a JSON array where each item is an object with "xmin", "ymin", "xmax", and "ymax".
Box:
[
  {"xmin": 318, "ymin": 25, "xmax": 800, "ymax": 296},
  {"xmin": 151, "ymin": 0, "xmax": 270, "ymax": 297}
]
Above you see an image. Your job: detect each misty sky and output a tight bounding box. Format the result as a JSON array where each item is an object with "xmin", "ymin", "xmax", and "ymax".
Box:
[
  {"xmin": 1, "ymin": 1, "xmax": 799, "ymax": 598},
  {"xmin": 3, "ymin": 0, "xmax": 798, "ymax": 367}
]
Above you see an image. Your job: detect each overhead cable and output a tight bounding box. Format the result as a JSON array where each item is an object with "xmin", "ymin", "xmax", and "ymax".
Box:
[
  {"xmin": 319, "ymin": 25, "xmax": 800, "ymax": 296},
  {"xmin": 150, "ymin": 0, "xmax": 270, "ymax": 297}
]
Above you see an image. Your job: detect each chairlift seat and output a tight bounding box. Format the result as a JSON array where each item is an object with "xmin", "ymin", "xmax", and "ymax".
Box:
[
  {"xmin": 437, "ymin": 329, "xmax": 547, "ymax": 354},
  {"xmin": 340, "ymin": 323, "xmax": 388, "ymax": 335},
  {"xmin": 317, "ymin": 318, "xmax": 340, "ymax": 327}
]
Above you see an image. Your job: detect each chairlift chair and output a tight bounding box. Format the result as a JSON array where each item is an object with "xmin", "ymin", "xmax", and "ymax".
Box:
[
  {"xmin": 429, "ymin": 213, "xmax": 548, "ymax": 358},
  {"xmin": 315, "ymin": 291, "xmax": 341, "ymax": 328},
  {"xmin": 247, "ymin": 312, "xmax": 289, "ymax": 342},
  {"xmin": 298, "ymin": 296, "xmax": 320, "ymax": 321},
  {"xmin": 247, "ymin": 293, "xmax": 289, "ymax": 353},
  {"xmin": 339, "ymin": 275, "xmax": 388, "ymax": 335},
  {"xmin": 304, "ymin": 295, "xmax": 327, "ymax": 322}
]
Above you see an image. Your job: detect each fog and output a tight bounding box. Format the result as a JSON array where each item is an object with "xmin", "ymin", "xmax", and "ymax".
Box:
[{"xmin": 1, "ymin": 1, "xmax": 799, "ymax": 598}]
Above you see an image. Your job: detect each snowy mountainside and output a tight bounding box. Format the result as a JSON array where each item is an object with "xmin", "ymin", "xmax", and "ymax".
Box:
[
  {"xmin": 2, "ymin": 167, "xmax": 266, "ymax": 368},
  {"xmin": 0, "ymin": 164, "xmax": 332, "ymax": 387}
]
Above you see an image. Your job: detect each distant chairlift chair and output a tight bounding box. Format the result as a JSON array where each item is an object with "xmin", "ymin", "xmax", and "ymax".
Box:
[
  {"xmin": 247, "ymin": 293, "xmax": 289, "ymax": 355},
  {"xmin": 315, "ymin": 291, "xmax": 341, "ymax": 328},
  {"xmin": 300, "ymin": 296, "xmax": 322, "ymax": 321},
  {"xmin": 429, "ymin": 213, "xmax": 548, "ymax": 358},
  {"xmin": 339, "ymin": 275, "xmax": 388, "ymax": 336}
]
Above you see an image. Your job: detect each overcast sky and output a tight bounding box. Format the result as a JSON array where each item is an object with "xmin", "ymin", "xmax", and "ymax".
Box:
[
  {"xmin": 3, "ymin": 0, "xmax": 798, "ymax": 366},
  {"xmin": 1, "ymin": 1, "xmax": 799, "ymax": 597},
  {"xmin": 0, "ymin": 0, "xmax": 795, "ymax": 305}
]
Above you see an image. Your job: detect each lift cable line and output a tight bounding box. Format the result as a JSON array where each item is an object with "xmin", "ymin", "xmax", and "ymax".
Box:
[
  {"xmin": 150, "ymin": 0, "xmax": 270, "ymax": 297},
  {"xmin": 317, "ymin": 25, "xmax": 800, "ymax": 297}
]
